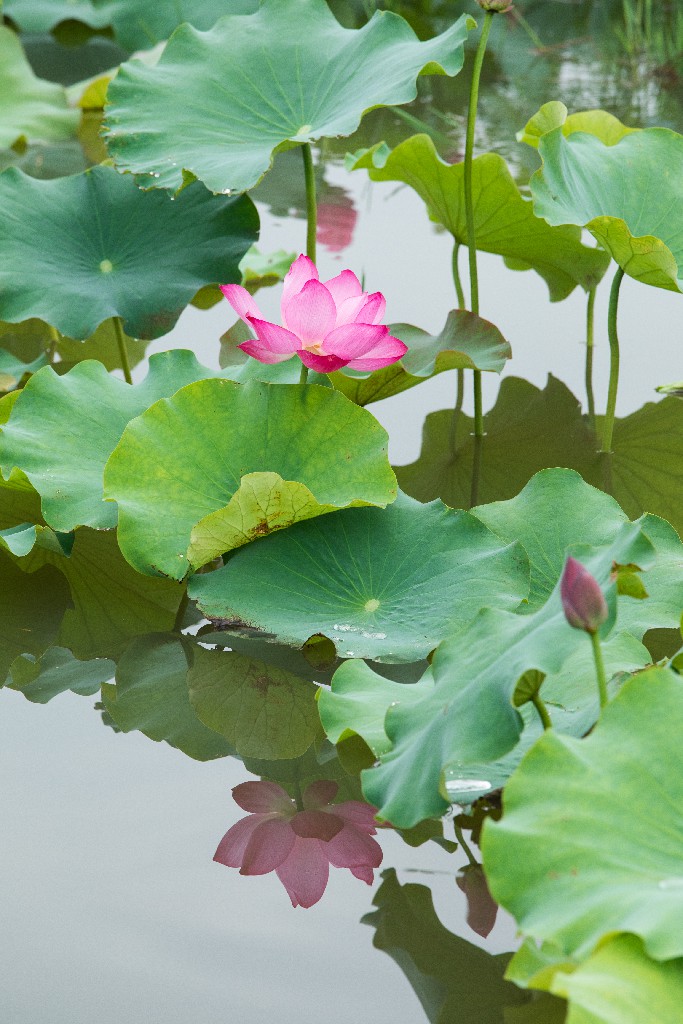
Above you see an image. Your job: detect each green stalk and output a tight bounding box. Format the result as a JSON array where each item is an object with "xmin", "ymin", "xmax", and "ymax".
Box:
[
  {"xmin": 590, "ymin": 630, "xmax": 609, "ymax": 710},
  {"xmin": 299, "ymin": 361, "xmax": 309, "ymax": 385},
  {"xmin": 601, "ymin": 266, "xmax": 625, "ymax": 453},
  {"xmin": 464, "ymin": 10, "xmax": 493, "ymax": 441},
  {"xmin": 47, "ymin": 324, "xmax": 60, "ymax": 365},
  {"xmin": 453, "ymin": 820, "xmax": 478, "ymax": 868},
  {"xmin": 301, "ymin": 142, "xmax": 317, "ymax": 264},
  {"xmin": 450, "ymin": 242, "xmax": 466, "ymax": 453},
  {"xmin": 113, "ymin": 316, "xmax": 132, "ymax": 384},
  {"xmin": 531, "ymin": 692, "xmax": 553, "ymax": 731},
  {"xmin": 470, "ymin": 433, "xmax": 482, "ymax": 508},
  {"xmin": 585, "ymin": 285, "xmax": 596, "ymax": 427}
]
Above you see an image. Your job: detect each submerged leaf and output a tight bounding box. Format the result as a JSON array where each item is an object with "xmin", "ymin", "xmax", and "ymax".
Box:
[
  {"xmin": 8, "ymin": 647, "xmax": 114, "ymax": 703},
  {"xmin": 0, "ymin": 27, "xmax": 79, "ymax": 149},
  {"xmin": 104, "ymin": 0, "xmax": 474, "ymax": 193}
]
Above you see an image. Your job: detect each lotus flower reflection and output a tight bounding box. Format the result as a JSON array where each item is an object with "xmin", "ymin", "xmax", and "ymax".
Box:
[
  {"xmin": 214, "ymin": 779, "xmax": 384, "ymax": 908},
  {"xmin": 221, "ymin": 254, "xmax": 407, "ymax": 373}
]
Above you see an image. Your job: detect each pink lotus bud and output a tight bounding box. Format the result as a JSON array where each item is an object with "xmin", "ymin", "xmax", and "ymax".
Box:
[{"xmin": 560, "ymin": 556, "xmax": 608, "ymax": 635}]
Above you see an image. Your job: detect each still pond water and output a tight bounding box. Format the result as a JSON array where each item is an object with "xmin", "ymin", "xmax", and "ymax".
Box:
[{"xmin": 3, "ymin": 3, "xmax": 682, "ymax": 1021}]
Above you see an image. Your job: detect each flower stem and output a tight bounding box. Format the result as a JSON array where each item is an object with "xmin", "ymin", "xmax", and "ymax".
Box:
[
  {"xmin": 600, "ymin": 266, "xmax": 625, "ymax": 453},
  {"xmin": 299, "ymin": 360, "xmax": 309, "ymax": 385},
  {"xmin": 531, "ymin": 692, "xmax": 553, "ymax": 731},
  {"xmin": 453, "ymin": 820, "xmax": 478, "ymax": 868},
  {"xmin": 590, "ymin": 629, "xmax": 609, "ymax": 710},
  {"xmin": 464, "ymin": 10, "xmax": 493, "ymax": 443},
  {"xmin": 585, "ymin": 285, "xmax": 596, "ymax": 427},
  {"xmin": 450, "ymin": 242, "xmax": 466, "ymax": 453},
  {"xmin": 113, "ymin": 316, "xmax": 132, "ymax": 384},
  {"xmin": 469, "ymin": 432, "xmax": 482, "ymax": 508},
  {"xmin": 301, "ymin": 142, "xmax": 317, "ymax": 264},
  {"xmin": 47, "ymin": 324, "xmax": 60, "ymax": 365}
]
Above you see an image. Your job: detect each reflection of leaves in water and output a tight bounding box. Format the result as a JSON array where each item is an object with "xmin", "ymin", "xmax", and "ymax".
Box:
[
  {"xmin": 397, "ymin": 376, "xmax": 683, "ymax": 539},
  {"xmin": 0, "ymin": 549, "xmax": 71, "ymax": 683},
  {"xmin": 363, "ymin": 868, "xmax": 533, "ymax": 1023}
]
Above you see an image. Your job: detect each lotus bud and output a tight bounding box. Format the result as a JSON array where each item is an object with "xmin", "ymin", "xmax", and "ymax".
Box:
[
  {"xmin": 560, "ymin": 556, "xmax": 608, "ymax": 635},
  {"xmin": 476, "ymin": 0, "xmax": 514, "ymax": 12}
]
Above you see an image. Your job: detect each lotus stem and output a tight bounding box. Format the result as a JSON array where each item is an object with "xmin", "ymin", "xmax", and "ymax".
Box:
[
  {"xmin": 299, "ymin": 360, "xmax": 308, "ymax": 385},
  {"xmin": 453, "ymin": 820, "xmax": 479, "ymax": 868},
  {"xmin": 585, "ymin": 285, "xmax": 596, "ymax": 427},
  {"xmin": 301, "ymin": 142, "xmax": 317, "ymax": 265},
  {"xmin": 601, "ymin": 266, "xmax": 625, "ymax": 453},
  {"xmin": 47, "ymin": 324, "xmax": 60, "ymax": 365},
  {"xmin": 531, "ymin": 692, "xmax": 553, "ymax": 731},
  {"xmin": 590, "ymin": 629, "xmax": 609, "ymax": 710},
  {"xmin": 450, "ymin": 242, "xmax": 466, "ymax": 453},
  {"xmin": 470, "ymin": 432, "xmax": 482, "ymax": 508},
  {"xmin": 464, "ymin": 10, "xmax": 493, "ymax": 442},
  {"xmin": 113, "ymin": 316, "xmax": 132, "ymax": 384}
]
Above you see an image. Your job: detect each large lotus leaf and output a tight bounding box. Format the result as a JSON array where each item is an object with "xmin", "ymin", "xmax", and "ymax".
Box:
[
  {"xmin": 101, "ymin": 635, "xmax": 233, "ymax": 761},
  {"xmin": 0, "ymin": 27, "xmax": 79, "ymax": 149},
  {"xmin": 471, "ymin": 468, "xmax": 680, "ymax": 618},
  {"xmin": 8, "ymin": 646, "xmax": 114, "ymax": 703},
  {"xmin": 0, "ymin": 549, "xmax": 71, "ymax": 683},
  {"xmin": 363, "ymin": 869, "xmax": 529, "ymax": 1024},
  {"xmin": 482, "ymin": 667, "xmax": 683, "ymax": 961},
  {"xmin": 360, "ymin": 478, "xmax": 657, "ymax": 826},
  {"xmin": 3, "ymin": 0, "xmax": 260, "ymax": 47},
  {"xmin": 2, "ymin": 0, "xmax": 110, "ymax": 33},
  {"xmin": 0, "ymin": 350, "xmax": 229, "ymax": 532},
  {"xmin": 103, "ymin": 0, "xmax": 474, "ymax": 194},
  {"xmin": 548, "ymin": 936, "xmax": 683, "ymax": 1024},
  {"xmin": 15, "ymin": 528, "xmax": 184, "ymax": 659},
  {"xmin": 189, "ymin": 491, "xmax": 529, "ymax": 662},
  {"xmin": 397, "ymin": 376, "xmax": 683, "ymax": 539},
  {"xmin": 104, "ymin": 380, "xmax": 397, "ymax": 579},
  {"xmin": 528, "ymin": 111, "xmax": 683, "ymax": 291},
  {"xmin": 349, "ymin": 135, "xmax": 609, "ymax": 301},
  {"xmin": 187, "ymin": 645, "xmax": 320, "ymax": 760},
  {"xmin": 331, "ymin": 310, "xmax": 511, "ymax": 407},
  {"xmin": 318, "ymin": 660, "xmax": 436, "ymax": 756},
  {"xmin": 321, "ymin": 632, "xmax": 650, "ymax": 804},
  {"xmin": 519, "ymin": 101, "xmax": 637, "ymax": 148},
  {"xmin": 0, "ymin": 165, "xmax": 258, "ymax": 339}
]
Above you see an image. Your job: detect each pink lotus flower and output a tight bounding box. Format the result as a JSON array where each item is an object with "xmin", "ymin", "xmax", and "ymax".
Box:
[
  {"xmin": 221, "ymin": 254, "xmax": 407, "ymax": 373},
  {"xmin": 214, "ymin": 779, "xmax": 384, "ymax": 908},
  {"xmin": 560, "ymin": 556, "xmax": 608, "ymax": 635}
]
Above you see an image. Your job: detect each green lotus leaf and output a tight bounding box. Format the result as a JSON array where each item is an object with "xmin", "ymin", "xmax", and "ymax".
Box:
[
  {"xmin": 397, "ymin": 376, "xmax": 683, "ymax": 540},
  {"xmin": 8, "ymin": 647, "xmax": 114, "ymax": 703},
  {"xmin": 0, "ymin": 549, "xmax": 71, "ymax": 683},
  {"xmin": 0, "ymin": 350, "xmax": 231, "ymax": 532},
  {"xmin": 0, "ymin": 165, "xmax": 258, "ymax": 339},
  {"xmin": 3, "ymin": 0, "xmax": 260, "ymax": 47},
  {"xmin": 187, "ymin": 645, "xmax": 320, "ymax": 760},
  {"xmin": 548, "ymin": 935, "xmax": 683, "ymax": 1024},
  {"xmin": 103, "ymin": 0, "xmax": 474, "ymax": 194},
  {"xmin": 15, "ymin": 528, "xmax": 184, "ymax": 659},
  {"xmin": 239, "ymin": 247, "xmax": 296, "ymax": 294},
  {"xmin": 0, "ymin": 348, "xmax": 47, "ymax": 393},
  {"xmin": 189, "ymin": 491, "xmax": 529, "ymax": 662},
  {"xmin": 482, "ymin": 667, "xmax": 683, "ymax": 961},
  {"xmin": 0, "ymin": 26, "xmax": 79, "ymax": 149},
  {"xmin": 331, "ymin": 310, "xmax": 511, "ymax": 406},
  {"xmin": 519, "ymin": 100, "xmax": 637, "ymax": 148},
  {"xmin": 360, "ymin": 471, "xmax": 658, "ymax": 826},
  {"xmin": 318, "ymin": 660, "xmax": 436, "ymax": 756},
  {"xmin": 104, "ymin": 379, "xmax": 397, "ymax": 579},
  {"xmin": 529, "ymin": 111, "xmax": 683, "ymax": 290},
  {"xmin": 349, "ymin": 135, "xmax": 609, "ymax": 300},
  {"xmin": 101, "ymin": 635, "xmax": 233, "ymax": 761},
  {"xmin": 2, "ymin": 0, "xmax": 110, "ymax": 34},
  {"xmin": 364, "ymin": 869, "xmax": 530, "ymax": 1023}
]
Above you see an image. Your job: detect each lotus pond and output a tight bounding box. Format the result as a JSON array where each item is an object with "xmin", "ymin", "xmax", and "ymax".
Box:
[{"xmin": 2, "ymin": 0, "xmax": 683, "ymax": 1021}]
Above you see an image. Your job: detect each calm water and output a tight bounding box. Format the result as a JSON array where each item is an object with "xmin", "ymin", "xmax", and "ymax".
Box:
[{"xmin": 3, "ymin": 3, "xmax": 682, "ymax": 1021}]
